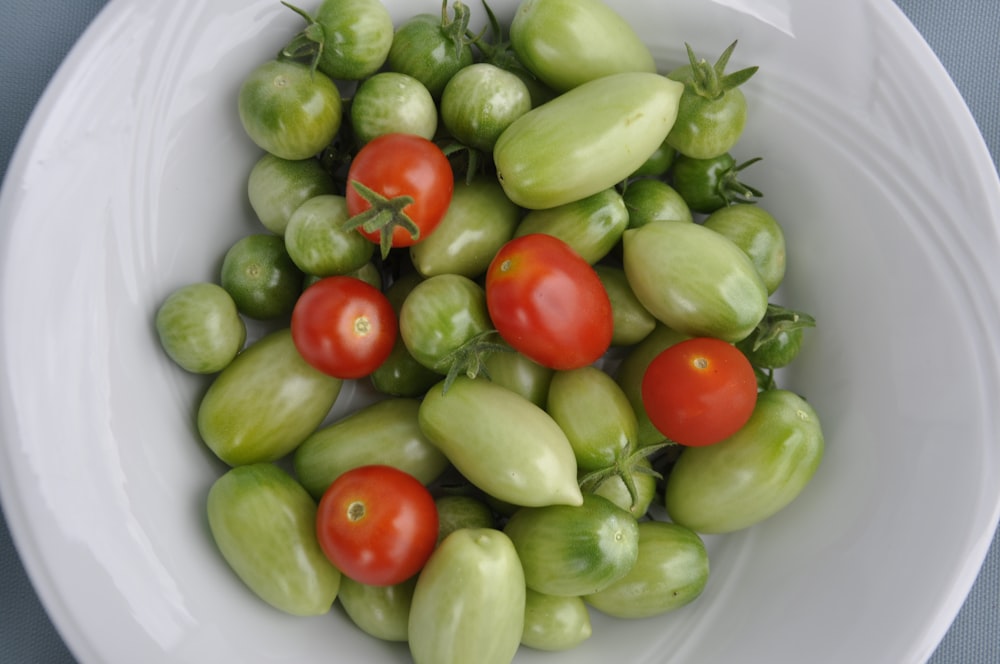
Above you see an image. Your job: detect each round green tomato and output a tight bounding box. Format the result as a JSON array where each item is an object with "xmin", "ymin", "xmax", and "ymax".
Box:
[
  {"xmin": 309, "ymin": 0, "xmax": 394, "ymax": 80},
  {"xmin": 369, "ymin": 272, "xmax": 440, "ymax": 397},
  {"xmin": 441, "ymin": 63, "xmax": 532, "ymax": 152},
  {"xmin": 623, "ymin": 178, "xmax": 693, "ymax": 227},
  {"xmin": 238, "ymin": 59, "xmax": 341, "ymax": 160},
  {"xmin": 387, "ymin": 8, "xmax": 474, "ymax": 99},
  {"xmin": 703, "ymin": 203, "xmax": 786, "ymax": 294},
  {"xmin": 283, "ymin": 194, "xmax": 374, "ymax": 277},
  {"xmin": 338, "ymin": 575, "xmax": 415, "ymax": 643},
  {"xmin": 435, "ymin": 495, "xmax": 496, "ymax": 544},
  {"xmin": 630, "ymin": 139, "xmax": 676, "ymax": 177},
  {"xmin": 584, "ymin": 520, "xmax": 709, "ymax": 618},
  {"xmin": 156, "ymin": 282, "xmax": 245, "ymax": 374},
  {"xmin": 521, "ymin": 589, "xmax": 592, "ymax": 652},
  {"xmin": 671, "ymin": 152, "xmax": 762, "ymax": 214},
  {"xmin": 220, "ymin": 233, "xmax": 303, "ymax": 320},
  {"xmin": 482, "ymin": 342, "xmax": 555, "ymax": 408},
  {"xmin": 665, "ymin": 388, "xmax": 825, "ymax": 534},
  {"xmin": 350, "ymin": 72, "xmax": 437, "ymax": 143},
  {"xmin": 514, "ymin": 187, "xmax": 628, "ymax": 264},
  {"xmin": 737, "ymin": 325, "xmax": 805, "ymax": 370},
  {"xmin": 503, "ymin": 493, "xmax": 639, "ymax": 596},
  {"xmin": 206, "ymin": 463, "xmax": 340, "ymax": 616},
  {"xmin": 595, "ymin": 264, "xmax": 657, "ymax": 347},
  {"xmin": 247, "ymin": 153, "xmax": 337, "ymax": 235}
]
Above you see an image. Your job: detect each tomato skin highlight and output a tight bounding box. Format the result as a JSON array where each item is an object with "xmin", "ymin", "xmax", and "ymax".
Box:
[
  {"xmin": 486, "ymin": 234, "xmax": 613, "ymax": 370},
  {"xmin": 291, "ymin": 276, "xmax": 397, "ymax": 380},
  {"xmin": 641, "ymin": 336, "xmax": 757, "ymax": 446},
  {"xmin": 316, "ymin": 465, "xmax": 439, "ymax": 587}
]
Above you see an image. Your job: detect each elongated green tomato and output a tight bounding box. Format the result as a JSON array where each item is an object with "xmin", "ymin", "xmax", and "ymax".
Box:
[
  {"xmin": 292, "ymin": 398, "xmax": 449, "ymax": 499},
  {"xmin": 285, "ymin": 0, "xmax": 394, "ymax": 81},
  {"xmin": 504, "ymin": 493, "xmax": 639, "ymax": 596},
  {"xmin": 156, "ymin": 282, "xmax": 245, "ymax": 374},
  {"xmin": 547, "ymin": 366, "xmax": 636, "ymax": 472},
  {"xmin": 494, "ymin": 72, "xmax": 684, "ymax": 209},
  {"xmin": 197, "ymin": 329, "xmax": 342, "ymax": 466},
  {"xmin": 409, "ymin": 175, "xmax": 521, "ymax": 279},
  {"xmin": 350, "ymin": 72, "xmax": 438, "ymax": 143},
  {"xmin": 387, "ymin": 3, "xmax": 475, "ymax": 99},
  {"xmin": 238, "ymin": 60, "xmax": 341, "ymax": 160},
  {"xmin": 584, "ymin": 521, "xmax": 709, "ymax": 618},
  {"xmin": 220, "ymin": 233, "xmax": 304, "ymax": 320},
  {"xmin": 623, "ymin": 178, "xmax": 693, "ymax": 228},
  {"xmin": 409, "ymin": 528, "xmax": 525, "ymax": 664},
  {"xmin": 509, "ymin": 0, "xmax": 655, "ymax": 92},
  {"xmin": 482, "ymin": 342, "xmax": 554, "ymax": 408},
  {"xmin": 665, "ymin": 389, "xmax": 825, "ymax": 534},
  {"xmin": 247, "ymin": 153, "xmax": 337, "ymax": 234},
  {"xmin": 522, "ymin": 589, "xmax": 592, "ymax": 651},
  {"xmin": 369, "ymin": 271, "xmax": 440, "ymax": 397},
  {"xmin": 435, "ymin": 495, "xmax": 496, "ymax": 544},
  {"xmin": 206, "ymin": 463, "xmax": 340, "ymax": 616},
  {"xmin": 594, "ymin": 264, "xmax": 657, "ymax": 347},
  {"xmin": 418, "ymin": 376, "xmax": 582, "ymax": 507},
  {"xmin": 588, "ymin": 455, "xmax": 658, "ymax": 517},
  {"xmin": 441, "ymin": 63, "xmax": 532, "ymax": 151},
  {"xmin": 514, "ymin": 187, "xmax": 628, "ymax": 264},
  {"xmin": 623, "ymin": 222, "xmax": 768, "ymax": 342},
  {"xmin": 703, "ymin": 203, "xmax": 786, "ymax": 294},
  {"xmin": 283, "ymin": 194, "xmax": 374, "ymax": 277},
  {"xmin": 338, "ymin": 575, "xmax": 415, "ymax": 642}
]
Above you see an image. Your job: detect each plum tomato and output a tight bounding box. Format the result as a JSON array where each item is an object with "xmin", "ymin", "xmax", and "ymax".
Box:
[
  {"xmin": 345, "ymin": 133, "xmax": 454, "ymax": 258},
  {"xmin": 291, "ymin": 276, "xmax": 397, "ymax": 380},
  {"xmin": 641, "ymin": 336, "xmax": 757, "ymax": 446},
  {"xmin": 485, "ymin": 234, "xmax": 613, "ymax": 370},
  {"xmin": 316, "ymin": 465, "xmax": 438, "ymax": 587}
]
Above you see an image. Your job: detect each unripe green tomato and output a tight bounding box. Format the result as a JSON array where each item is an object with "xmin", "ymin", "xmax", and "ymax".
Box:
[
  {"xmin": 482, "ymin": 343, "xmax": 555, "ymax": 408},
  {"xmin": 521, "ymin": 589, "xmax": 592, "ymax": 651},
  {"xmin": 435, "ymin": 495, "xmax": 496, "ymax": 544},
  {"xmin": 441, "ymin": 63, "xmax": 532, "ymax": 152},
  {"xmin": 283, "ymin": 194, "xmax": 374, "ymax": 277},
  {"xmin": 350, "ymin": 72, "xmax": 437, "ymax": 143},
  {"xmin": 337, "ymin": 575, "xmax": 416, "ymax": 643},
  {"xmin": 588, "ymin": 455, "xmax": 658, "ymax": 517},
  {"xmin": 623, "ymin": 178, "xmax": 693, "ymax": 227},
  {"xmin": 206, "ymin": 463, "xmax": 340, "ymax": 616},
  {"xmin": 220, "ymin": 233, "xmax": 303, "ymax": 320},
  {"xmin": 247, "ymin": 153, "xmax": 337, "ymax": 235},
  {"xmin": 399, "ymin": 274, "xmax": 491, "ymax": 373},
  {"xmin": 630, "ymin": 140, "xmax": 676, "ymax": 177},
  {"xmin": 514, "ymin": 187, "xmax": 627, "ymax": 264},
  {"xmin": 703, "ymin": 203, "xmax": 787, "ymax": 294},
  {"xmin": 313, "ymin": 0, "xmax": 394, "ymax": 81},
  {"xmin": 387, "ymin": 11, "xmax": 474, "ymax": 99},
  {"xmin": 369, "ymin": 271, "xmax": 440, "ymax": 397},
  {"xmin": 594, "ymin": 264, "xmax": 657, "ymax": 347},
  {"xmin": 155, "ymin": 282, "xmax": 245, "ymax": 373}
]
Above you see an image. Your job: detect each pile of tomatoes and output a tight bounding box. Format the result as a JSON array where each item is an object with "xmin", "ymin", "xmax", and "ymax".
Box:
[{"xmin": 153, "ymin": 0, "xmax": 825, "ymax": 661}]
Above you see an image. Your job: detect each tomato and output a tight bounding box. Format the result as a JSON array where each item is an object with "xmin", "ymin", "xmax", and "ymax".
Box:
[
  {"xmin": 509, "ymin": 0, "xmax": 655, "ymax": 92},
  {"xmin": 513, "ymin": 187, "xmax": 628, "ymax": 265},
  {"xmin": 493, "ymin": 72, "xmax": 683, "ymax": 209},
  {"xmin": 703, "ymin": 203, "xmax": 786, "ymax": 295},
  {"xmin": 642, "ymin": 336, "xmax": 757, "ymax": 447},
  {"xmin": 594, "ymin": 264, "xmax": 657, "ymax": 347},
  {"xmin": 345, "ymin": 133, "xmax": 454, "ymax": 257},
  {"xmin": 220, "ymin": 233, "xmax": 303, "ymax": 320},
  {"xmin": 155, "ymin": 282, "xmax": 246, "ymax": 374},
  {"xmin": 338, "ymin": 575, "xmax": 416, "ymax": 643},
  {"xmin": 206, "ymin": 463, "xmax": 341, "ymax": 616},
  {"xmin": 369, "ymin": 271, "xmax": 441, "ymax": 397},
  {"xmin": 440, "ymin": 62, "xmax": 532, "ymax": 152},
  {"xmin": 588, "ymin": 455, "xmax": 658, "ymax": 517},
  {"xmin": 482, "ymin": 341, "xmax": 555, "ymax": 408},
  {"xmin": 664, "ymin": 389, "xmax": 825, "ymax": 534},
  {"xmin": 237, "ymin": 59, "xmax": 341, "ymax": 160},
  {"xmin": 666, "ymin": 41, "xmax": 758, "ymax": 159},
  {"xmin": 521, "ymin": 589, "xmax": 592, "ymax": 651},
  {"xmin": 622, "ymin": 178, "xmax": 693, "ymax": 227},
  {"xmin": 291, "ymin": 276, "xmax": 397, "ymax": 380},
  {"xmin": 671, "ymin": 152, "xmax": 763, "ymax": 214},
  {"xmin": 386, "ymin": 3, "xmax": 475, "ymax": 99},
  {"xmin": 435, "ymin": 495, "xmax": 496, "ymax": 544},
  {"xmin": 735, "ymin": 303, "xmax": 816, "ymax": 371},
  {"xmin": 349, "ymin": 72, "xmax": 438, "ymax": 144},
  {"xmin": 282, "ymin": 0, "xmax": 393, "ymax": 81},
  {"xmin": 486, "ymin": 234, "xmax": 613, "ymax": 370},
  {"xmin": 316, "ymin": 465, "xmax": 438, "ymax": 586},
  {"xmin": 246, "ymin": 153, "xmax": 337, "ymax": 235},
  {"xmin": 283, "ymin": 194, "xmax": 375, "ymax": 277}
]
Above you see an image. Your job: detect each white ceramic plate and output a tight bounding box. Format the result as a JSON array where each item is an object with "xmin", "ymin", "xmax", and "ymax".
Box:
[{"xmin": 2, "ymin": 0, "xmax": 999, "ymax": 662}]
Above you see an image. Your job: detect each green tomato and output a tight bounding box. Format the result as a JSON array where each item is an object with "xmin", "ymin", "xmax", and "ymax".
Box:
[
  {"xmin": 237, "ymin": 59, "xmax": 341, "ymax": 160},
  {"xmin": 155, "ymin": 282, "xmax": 245, "ymax": 374},
  {"xmin": 623, "ymin": 222, "xmax": 768, "ymax": 342},
  {"xmin": 737, "ymin": 325, "xmax": 805, "ymax": 370},
  {"xmin": 521, "ymin": 589, "xmax": 592, "ymax": 651},
  {"xmin": 409, "ymin": 528, "xmax": 525, "ymax": 664},
  {"xmin": 509, "ymin": 0, "xmax": 655, "ymax": 92},
  {"xmin": 435, "ymin": 495, "xmax": 496, "ymax": 544},
  {"xmin": 584, "ymin": 520, "xmax": 709, "ymax": 618},
  {"xmin": 594, "ymin": 264, "xmax": 657, "ymax": 347},
  {"xmin": 671, "ymin": 152, "xmax": 763, "ymax": 214},
  {"xmin": 418, "ymin": 376, "xmax": 582, "ymax": 507},
  {"xmin": 441, "ymin": 63, "xmax": 532, "ymax": 152},
  {"xmin": 386, "ymin": 5, "xmax": 474, "ymax": 99},
  {"xmin": 514, "ymin": 187, "xmax": 628, "ymax": 264},
  {"xmin": 306, "ymin": 0, "xmax": 394, "ymax": 80},
  {"xmin": 503, "ymin": 493, "xmax": 639, "ymax": 596},
  {"xmin": 482, "ymin": 342, "xmax": 555, "ymax": 408},
  {"xmin": 220, "ymin": 233, "xmax": 303, "ymax": 320},
  {"xmin": 703, "ymin": 203, "xmax": 786, "ymax": 295},
  {"xmin": 246, "ymin": 153, "xmax": 337, "ymax": 235},
  {"xmin": 338, "ymin": 575, "xmax": 416, "ymax": 643},
  {"xmin": 283, "ymin": 194, "xmax": 374, "ymax": 277},
  {"xmin": 615, "ymin": 323, "xmax": 689, "ymax": 447},
  {"xmin": 197, "ymin": 329, "xmax": 342, "ymax": 466},
  {"xmin": 588, "ymin": 455, "xmax": 658, "ymax": 517},
  {"xmin": 409, "ymin": 175, "xmax": 521, "ymax": 279},
  {"xmin": 494, "ymin": 72, "xmax": 683, "ymax": 209},
  {"xmin": 369, "ymin": 272, "xmax": 440, "ymax": 397},
  {"xmin": 206, "ymin": 463, "xmax": 340, "ymax": 616},
  {"xmin": 623, "ymin": 178, "xmax": 693, "ymax": 227},
  {"xmin": 350, "ymin": 72, "xmax": 438, "ymax": 143},
  {"xmin": 665, "ymin": 389, "xmax": 825, "ymax": 534},
  {"xmin": 292, "ymin": 398, "xmax": 449, "ymax": 499},
  {"xmin": 630, "ymin": 139, "xmax": 676, "ymax": 178}
]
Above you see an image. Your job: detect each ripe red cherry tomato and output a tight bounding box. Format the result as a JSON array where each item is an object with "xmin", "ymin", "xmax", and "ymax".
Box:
[
  {"xmin": 345, "ymin": 133, "xmax": 454, "ymax": 255},
  {"xmin": 291, "ymin": 276, "xmax": 397, "ymax": 379},
  {"xmin": 316, "ymin": 465, "xmax": 439, "ymax": 586},
  {"xmin": 485, "ymin": 233, "xmax": 613, "ymax": 370},
  {"xmin": 641, "ymin": 336, "xmax": 757, "ymax": 446}
]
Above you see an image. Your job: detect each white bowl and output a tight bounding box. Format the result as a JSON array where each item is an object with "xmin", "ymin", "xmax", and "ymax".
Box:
[{"xmin": 2, "ymin": 1, "xmax": 999, "ymax": 662}]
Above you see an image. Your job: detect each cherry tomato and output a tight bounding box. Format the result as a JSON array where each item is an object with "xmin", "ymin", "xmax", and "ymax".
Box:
[
  {"xmin": 345, "ymin": 133, "xmax": 454, "ymax": 257},
  {"xmin": 485, "ymin": 233, "xmax": 613, "ymax": 370},
  {"xmin": 316, "ymin": 465, "xmax": 438, "ymax": 586},
  {"xmin": 641, "ymin": 336, "xmax": 757, "ymax": 446},
  {"xmin": 291, "ymin": 276, "xmax": 397, "ymax": 380}
]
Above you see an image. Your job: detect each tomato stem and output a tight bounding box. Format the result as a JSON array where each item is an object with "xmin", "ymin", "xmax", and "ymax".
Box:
[
  {"xmin": 343, "ymin": 181, "xmax": 419, "ymax": 259},
  {"xmin": 435, "ymin": 329, "xmax": 514, "ymax": 394},
  {"xmin": 578, "ymin": 441, "xmax": 673, "ymax": 511},
  {"xmin": 278, "ymin": 2, "xmax": 325, "ymax": 74},
  {"xmin": 684, "ymin": 40, "xmax": 758, "ymax": 100}
]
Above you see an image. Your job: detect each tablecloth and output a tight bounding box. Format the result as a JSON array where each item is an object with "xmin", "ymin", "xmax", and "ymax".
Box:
[{"xmin": 1, "ymin": 1, "xmax": 998, "ymax": 662}]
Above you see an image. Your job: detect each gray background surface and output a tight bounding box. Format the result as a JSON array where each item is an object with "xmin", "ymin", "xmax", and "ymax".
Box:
[{"xmin": 1, "ymin": 1, "xmax": 998, "ymax": 662}]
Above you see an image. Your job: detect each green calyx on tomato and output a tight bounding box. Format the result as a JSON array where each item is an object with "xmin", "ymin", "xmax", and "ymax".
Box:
[
  {"xmin": 737, "ymin": 303, "xmax": 817, "ymax": 387},
  {"xmin": 433, "ymin": 329, "xmax": 515, "ymax": 395},
  {"xmin": 675, "ymin": 41, "xmax": 757, "ymax": 103},
  {"xmin": 578, "ymin": 441, "xmax": 670, "ymax": 513},
  {"xmin": 671, "ymin": 152, "xmax": 764, "ymax": 213}
]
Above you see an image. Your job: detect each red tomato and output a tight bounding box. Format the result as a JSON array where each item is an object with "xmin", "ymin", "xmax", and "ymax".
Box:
[
  {"xmin": 641, "ymin": 336, "xmax": 757, "ymax": 446},
  {"xmin": 316, "ymin": 465, "xmax": 439, "ymax": 586},
  {"xmin": 291, "ymin": 276, "xmax": 397, "ymax": 379},
  {"xmin": 345, "ymin": 133, "xmax": 454, "ymax": 254},
  {"xmin": 485, "ymin": 233, "xmax": 613, "ymax": 370}
]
